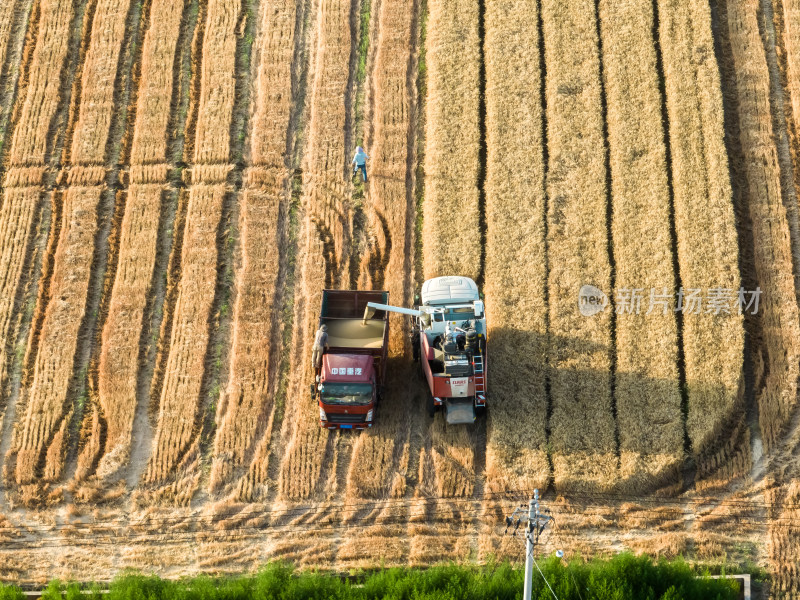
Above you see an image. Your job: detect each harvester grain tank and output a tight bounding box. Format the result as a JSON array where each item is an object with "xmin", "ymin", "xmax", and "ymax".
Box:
[
  {"xmin": 363, "ymin": 276, "xmax": 487, "ymax": 425},
  {"xmin": 312, "ymin": 290, "xmax": 389, "ymax": 430}
]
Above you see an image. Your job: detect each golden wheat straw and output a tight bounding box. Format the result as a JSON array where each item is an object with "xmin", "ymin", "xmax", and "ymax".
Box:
[
  {"xmin": 483, "ymin": 0, "xmax": 549, "ymax": 495},
  {"xmin": 301, "ymin": 0, "xmax": 353, "ymax": 277},
  {"xmin": 13, "ymin": 0, "xmax": 133, "ymax": 487},
  {"xmin": 599, "ymin": 0, "xmax": 682, "ymax": 492},
  {"xmin": 0, "ymin": 0, "xmax": 75, "ymax": 424},
  {"xmin": 766, "ymin": 481, "xmax": 800, "ymax": 595},
  {"xmin": 93, "ymin": 0, "xmax": 185, "ymax": 481},
  {"xmin": 145, "ymin": 184, "xmax": 226, "ymax": 483},
  {"xmin": 277, "ymin": 225, "xmax": 329, "ymax": 501},
  {"xmin": 346, "ymin": 0, "xmax": 416, "ymax": 500},
  {"xmin": 147, "ymin": 0, "xmax": 241, "ymax": 487},
  {"xmin": 0, "ymin": 0, "xmax": 18, "ymax": 79},
  {"xmin": 726, "ymin": 0, "xmax": 799, "ymax": 451},
  {"xmin": 543, "ymin": 0, "xmax": 617, "ymax": 492},
  {"xmin": 129, "ymin": 0, "xmax": 184, "ymax": 166},
  {"xmin": 68, "ymin": 0, "xmax": 129, "ymax": 170},
  {"xmin": 422, "ymin": 0, "xmax": 480, "ymax": 281},
  {"xmin": 780, "ymin": 0, "xmax": 800, "ymax": 137},
  {"xmin": 278, "ymin": 0, "xmax": 355, "ymax": 501},
  {"xmin": 210, "ymin": 0, "xmax": 296, "ymax": 497},
  {"xmin": 15, "ymin": 188, "xmax": 101, "ymax": 484},
  {"xmin": 8, "ymin": 0, "xmax": 73, "ymax": 166},
  {"xmin": 657, "ymin": 0, "xmax": 744, "ymax": 466}
]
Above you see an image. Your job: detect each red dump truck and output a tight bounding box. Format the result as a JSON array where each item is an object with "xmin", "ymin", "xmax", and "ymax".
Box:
[{"xmin": 311, "ymin": 289, "xmax": 389, "ymax": 429}]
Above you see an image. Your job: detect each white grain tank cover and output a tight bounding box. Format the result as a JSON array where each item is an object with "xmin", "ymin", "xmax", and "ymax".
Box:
[{"xmin": 421, "ymin": 276, "xmax": 480, "ymax": 306}]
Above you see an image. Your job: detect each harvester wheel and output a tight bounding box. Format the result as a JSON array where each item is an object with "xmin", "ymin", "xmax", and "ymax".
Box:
[{"xmin": 426, "ymin": 393, "xmax": 436, "ymax": 417}]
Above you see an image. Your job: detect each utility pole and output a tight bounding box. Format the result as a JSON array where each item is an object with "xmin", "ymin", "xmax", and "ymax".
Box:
[
  {"xmin": 503, "ymin": 489, "xmax": 556, "ymax": 600},
  {"xmin": 523, "ymin": 496, "xmax": 536, "ymax": 600}
]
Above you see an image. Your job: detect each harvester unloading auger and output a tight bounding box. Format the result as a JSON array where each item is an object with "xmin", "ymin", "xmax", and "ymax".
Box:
[{"xmin": 363, "ymin": 276, "xmax": 487, "ymax": 425}]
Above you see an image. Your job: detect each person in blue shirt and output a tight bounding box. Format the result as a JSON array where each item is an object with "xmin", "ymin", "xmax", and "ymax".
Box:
[{"xmin": 352, "ymin": 146, "xmax": 369, "ymax": 182}]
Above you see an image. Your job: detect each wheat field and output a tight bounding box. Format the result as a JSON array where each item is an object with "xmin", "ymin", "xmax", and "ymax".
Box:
[{"xmin": 0, "ymin": 0, "xmax": 797, "ymax": 590}]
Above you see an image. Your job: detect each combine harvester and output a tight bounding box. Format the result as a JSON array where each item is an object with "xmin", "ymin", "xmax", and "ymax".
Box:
[{"xmin": 312, "ymin": 276, "xmax": 487, "ymax": 428}]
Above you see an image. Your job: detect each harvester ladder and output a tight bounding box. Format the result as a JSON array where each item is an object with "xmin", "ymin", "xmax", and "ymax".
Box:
[{"xmin": 473, "ymin": 354, "xmax": 485, "ymax": 395}]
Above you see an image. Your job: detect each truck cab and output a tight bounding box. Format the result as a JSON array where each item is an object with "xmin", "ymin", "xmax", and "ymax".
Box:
[{"xmin": 313, "ymin": 290, "xmax": 389, "ymax": 430}]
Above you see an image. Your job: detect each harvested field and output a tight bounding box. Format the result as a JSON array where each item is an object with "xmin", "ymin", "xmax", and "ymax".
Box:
[
  {"xmin": 192, "ymin": 0, "xmax": 289, "ymax": 500},
  {"xmin": 767, "ymin": 480, "xmax": 800, "ymax": 597},
  {"xmin": 599, "ymin": 0, "xmax": 682, "ymax": 492},
  {"xmin": 11, "ymin": 187, "xmax": 99, "ymax": 486},
  {"xmin": 145, "ymin": 184, "xmax": 226, "ymax": 487},
  {"xmin": 92, "ymin": 0, "xmax": 186, "ymax": 483},
  {"xmin": 0, "ymin": 0, "xmax": 76, "ymax": 410},
  {"xmin": 277, "ymin": 0, "xmax": 355, "ymax": 502},
  {"xmin": 421, "ymin": 0, "xmax": 480, "ymax": 281},
  {"xmin": 276, "ymin": 229, "xmax": 333, "ymax": 501},
  {"xmin": 0, "ymin": 1, "xmax": 18, "ymax": 82},
  {"xmin": 210, "ymin": 0, "xmax": 298, "ymax": 499},
  {"xmin": 346, "ymin": 0, "xmax": 418, "ymax": 500},
  {"xmin": 721, "ymin": 0, "xmax": 800, "ymax": 452},
  {"xmin": 6, "ymin": 0, "xmax": 132, "ymax": 494},
  {"xmin": 542, "ymin": 0, "xmax": 617, "ymax": 492},
  {"xmin": 483, "ymin": 0, "xmax": 549, "ymax": 496},
  {"xmin": 657, "ymin": 0, "xmax": 743, "ymax": 467},
  {"xmin": 145, "ymin": 0, "xmax": 241, "ymax": 496},
  {"xmin": 300, "ymin": 0, "xmax": 355, "ymax": 283},
  {"xmin": 0, "ymin": 0, "xmax": 799, "ymax": 585}
]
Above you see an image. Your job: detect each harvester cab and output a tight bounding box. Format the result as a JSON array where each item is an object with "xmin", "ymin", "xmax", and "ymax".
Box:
[{"xmin": 363, "ymin": 276, "xmax": 487, "ymax": 425}]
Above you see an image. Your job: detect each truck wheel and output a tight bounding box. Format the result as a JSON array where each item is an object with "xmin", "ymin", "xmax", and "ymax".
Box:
[{"xmin": 427, "ymin": 394, "xmax": 436, "ymax": 418}]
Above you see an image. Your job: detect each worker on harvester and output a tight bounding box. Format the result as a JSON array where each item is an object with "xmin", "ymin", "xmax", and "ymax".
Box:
[
  {"xmin": 311, "ymin": 324, "xmax": 329, "ymax": 369},
  {"xmin": 351, "ymin": 146, "xmax": 369, "ymax": 183}
]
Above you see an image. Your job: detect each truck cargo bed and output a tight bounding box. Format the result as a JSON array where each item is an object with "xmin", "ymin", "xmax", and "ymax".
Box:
[{"xmin": 323, "ymin": 318, "xmax": 385, "ymax": 349}]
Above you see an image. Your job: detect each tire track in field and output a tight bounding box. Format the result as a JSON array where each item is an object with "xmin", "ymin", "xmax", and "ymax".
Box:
[
  {"xmin": 346, "ymin": 0, "xmax": 418, "ymax": 502},
  {"xmin": 11, "ymin": 0, "xmax": 142, "ymax": 497},
  {"xmin": 276, "ymin": 0, "xmax": 359, "ymax": 503},
  {"xmin": 142, "ymin": 0, "xmax": 246, "ymax": 504},
  {"xmin": 0, "ymin": 0, "xmax": 34, "ymax": 150},
  {"xmin": 65, "ymin": 0, "xmax": 149, "ymax": 492},
  {"xmin": 211, "ymin": 0, "xmax": 309, "ymax": 502},
  {"xmin": 0, "ymin": 0, "xmax": 92, "ymax": 501}
]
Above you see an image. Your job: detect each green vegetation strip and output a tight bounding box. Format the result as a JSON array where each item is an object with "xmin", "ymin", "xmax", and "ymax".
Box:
[{"xmin": 0, "ymin": 555, "xmax": 740, "ymax": 599}]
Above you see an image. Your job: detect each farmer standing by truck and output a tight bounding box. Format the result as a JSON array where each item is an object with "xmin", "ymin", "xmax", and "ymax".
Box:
[
  {"xmin": 351, "ymin": 146, "xmax": 369, "ymax": 183},
  {"xmin": 311, "ymin": 324, "xmax": 329, "ymax": 369}
]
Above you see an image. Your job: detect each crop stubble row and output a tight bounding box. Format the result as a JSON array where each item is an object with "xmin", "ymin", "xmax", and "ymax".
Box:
[
  {"xmin": 10, "ymin": 0, "xmax": 133, "ymax": 487},
  {"xmin": 0, "ymin": 0, "xmax": 75, "ymax": 438},
  {"xmin": 773, "ymin": 0, "xmax": 800, "ymax": 171},
  {"xmin": 724, "ymin": 0, "xmax": 800, "ymax": 453},
  {"xmin": 599, "ymin": 0, "xmax": 683, "ymax": 491},
  {"xmin": 91, "ymin": 0, "xmax": 185, "ymax": 482},
  {"xmin": 419, "ymin": 0, "xmax": 481, "ymax": 499},
  {"xmin": 421, "ymin": 0, "xmax": 480, "ymax": 282},
  {"xmin": 209, "ymin": 0, "xmax": 297, "ymax": 500},
  {"xmin": 145, "ymin": 0, "xmax": 241, "ymax": 488},
  {"xmin": 0, "ymin": 0, "xmax": 19, "ymax": 83},
  {"xmin": 301, "ymin": 0, "xmax": 356, "ymax": 282},
  {"xmin": 543, "ymin": 0, "xmax": 617, "ymax": 492},
  {"xmin": 345, "ymin": 0, "xmax": 417, "ymax": 501},
  {"xmin": 657, "ymin": 0, "xmax": 744, "ymax": 478},
  {"xmin": 482, "ymin": 0, "xmax": 548, "ymax": 496},
  {"xmin": 278, "ymin": 0, "xmax": 354, "ymax": 501}
]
